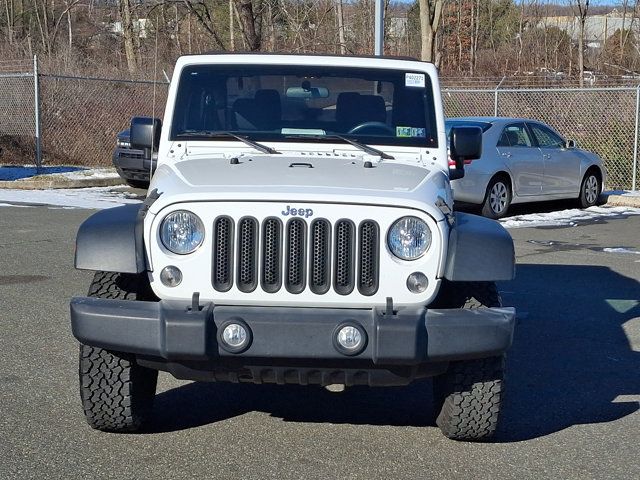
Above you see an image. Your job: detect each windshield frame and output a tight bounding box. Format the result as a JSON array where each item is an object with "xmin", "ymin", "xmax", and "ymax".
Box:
[{"xmin": 169, "ymin": 64, "xmax": 439, "ymax": 149}]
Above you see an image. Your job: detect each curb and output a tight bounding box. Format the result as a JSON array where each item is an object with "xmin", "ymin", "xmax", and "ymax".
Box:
[
  {"xmin": 603, "ymin": 193, "xmax": 640, "ymax": 208},
  {"xmin": 0, "ymin": 176, "xmax": 124, "ymax": 190}
]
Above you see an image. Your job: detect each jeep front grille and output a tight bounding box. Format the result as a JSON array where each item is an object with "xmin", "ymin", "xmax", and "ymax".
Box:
[
  {"xmin": 334, "ymin": 220, "xmax": 355, "ymax": 295},
  {"xmin": 237, "ymin": 218, "xmax": 258, "ymax": 292},
  {"xmin": 261, "ymin": 218, "xmax": 282, "ymax": 293},
  {"xmin": 309, "ymin": 220, "xmax": 331, "ymax": 294},
  {"xmin": 212, "ymin": 216, "xmax": 379, "ymax": 296},
  {"xmin": 212, "ymin": 216, "xmax": 234, "ymax": 292},
  {"xmin": 285, "ymin": 219, "xmax": 307, "ymax": 294}
]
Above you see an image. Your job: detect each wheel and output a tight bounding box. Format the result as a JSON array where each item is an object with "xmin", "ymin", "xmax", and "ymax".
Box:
[
  {"xmin": 481, "ymin": 176, "xmax": 512, "ymax": 219},
  {"xmin": 432, "ymin": 281, "xmax": 506, "ymax": 441},
  {"xmin": 578, "ymin": 170, "xmax": 601, "ymax": 208},
  {"xmin": 79, "ymin": 271, "xmax": 158, "ymax": 432},
  {"xmin": 126, "ymin": 179, "xmax": 149, "ymax": 189}
]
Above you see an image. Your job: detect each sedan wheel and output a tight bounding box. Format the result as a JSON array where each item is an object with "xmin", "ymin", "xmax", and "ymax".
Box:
[
  {"xmin": 579, "ymin": 172, "xmax": 601, "ymax": 208},
  {"xmin": 482, "ymin": 177, "xmax": 512, "ymax": 219}
]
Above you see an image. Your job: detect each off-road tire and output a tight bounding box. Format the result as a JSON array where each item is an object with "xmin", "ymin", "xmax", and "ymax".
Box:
[
  {"xmin": 578, "ymin": 170, "xmax": 601, "ymax": 208},
  {"xmin": 432, "ymin": 281, "xmax": 506, "ymax": 441},
  {"xmin": 481, "ymin": 176, "xmax": 512, "ymax": 219},
  {"xmin": 79, "ymin": 271, "xmax": 158, "ymax": 432}
]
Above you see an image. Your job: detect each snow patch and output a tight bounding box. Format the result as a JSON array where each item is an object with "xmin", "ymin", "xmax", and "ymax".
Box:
[
  {"xmin": 501, "ymin": 206, "xmax": 640, "ymax": 229},
  {"xmin": 0, "ymin": 187, "xmax": 142, "ymax": 210},
  {"xmin": 603, "ymin": 247, "xmax": 640, "ymax": 255},
  {"xmin": 39, "ymin": 168, "xmax": 120, "ymax": 181},
  {"xmin": 0, "ymin": 202, "xmax": 31, "ymax": 207}
]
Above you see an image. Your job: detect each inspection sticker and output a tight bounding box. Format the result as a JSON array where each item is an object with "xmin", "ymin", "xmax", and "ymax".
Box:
[{"xmin": 405, "ymin": 72, "xmax": 425, "ymax": 88}]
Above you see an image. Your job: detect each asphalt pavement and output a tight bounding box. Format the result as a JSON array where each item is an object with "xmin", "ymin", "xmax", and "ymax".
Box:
[{"xmin": 0, "ymin": 204, "xmax": 639, "ymax": 479}]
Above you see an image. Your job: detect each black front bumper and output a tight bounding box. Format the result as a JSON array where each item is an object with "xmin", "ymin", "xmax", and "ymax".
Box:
[
  {"xmin": 70, "ymin": 298, "xmax": 515, "ymax": 369},
  {"xmin": 112, "ymin": 148, "xmax": 155, "ymax": 181}
]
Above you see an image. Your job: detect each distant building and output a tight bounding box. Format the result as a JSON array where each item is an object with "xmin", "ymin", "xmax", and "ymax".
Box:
[
  {"xmin": 109, "ymin": 19, "xmax": 150, "ymax": 39},
  {"xmin": 540, "ymin": 11, "xmax": 639, "ymax": 48}
]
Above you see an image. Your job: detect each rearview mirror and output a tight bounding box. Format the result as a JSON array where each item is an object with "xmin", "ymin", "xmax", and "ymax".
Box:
[
  {"xmin": 449, "ymin": 126, "xmax": 483, "ymax": 180},
  {"xmin": 565, "ymin": 139, "xmax": 576, "ymax": 149},
  {"xmin": 286, "ymin": 86, "xmax": 329, "ymax": 99},
  {"xmin": 130, "ymin": 117, "xmax": 161, "ymax": 158}
]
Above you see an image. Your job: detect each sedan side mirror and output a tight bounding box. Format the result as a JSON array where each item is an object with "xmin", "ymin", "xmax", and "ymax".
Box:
[
  {"xmin": 130, "ymin": 117, "xmax": 162, "ymax": 159},
  {"xmin": 565, "ymin": 139, "xmax": 576, "ymax": 149},
  {"xmin": 449, "ymin": 126, "xmax": 483, "ymax": 180}
]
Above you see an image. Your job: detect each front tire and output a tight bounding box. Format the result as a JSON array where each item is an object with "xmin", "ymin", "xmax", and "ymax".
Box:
[
  {"xmin": 578, "ymin": 170, "xmax": 601, "ymax": 208},
  {"xmin": 481, "ymin": 176, "xmax": 512, "ymax": 219},
  {"xmin": 432, "ymin": 281, "xmax": 506, "ymax": 441},
  {"xmin": 79, "ymin": 271, "xmax": 158, "ymax": 432}
]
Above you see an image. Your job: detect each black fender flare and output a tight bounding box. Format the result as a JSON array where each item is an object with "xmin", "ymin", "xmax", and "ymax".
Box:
[
  {"xmin": 444, "ymin": 212, "xmax": 515, "ymax": 282},
  {"xmin": 74, "ymin": 204, "xmax": 146, "ymax": 274}
]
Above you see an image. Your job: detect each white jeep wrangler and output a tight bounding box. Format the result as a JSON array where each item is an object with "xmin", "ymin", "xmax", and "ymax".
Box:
[{"xmin": 71, "ymin": 54, "xmax": 516, "ymax": 441}]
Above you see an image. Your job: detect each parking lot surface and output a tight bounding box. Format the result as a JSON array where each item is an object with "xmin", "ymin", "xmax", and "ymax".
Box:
[{"xmin": 1, "ymin": 205, "xmax": 639, "ymax": 479}]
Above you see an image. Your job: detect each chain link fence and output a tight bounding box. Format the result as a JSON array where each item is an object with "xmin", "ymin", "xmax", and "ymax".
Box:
[
  {"xmin": 443, "ymin": 86, "xmax": 640, "ymax": 191},
  {"xmin": 1, "ymin": 58, "xmax": 638, "ymax": 190},
  {"xmin": 39, "ymin": 75, "xmax": 167, "ymax": 166},
  {"xmin": 0, "ymin": 60, "xmax": 36, "ymax": 164}
]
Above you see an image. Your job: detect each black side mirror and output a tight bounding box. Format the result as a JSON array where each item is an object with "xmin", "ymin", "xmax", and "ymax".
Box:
[
  {"xmin": 130, "ymin": 117, "xmax": 162, "ymax": 159},
  {"xmin": 565, "ymin": 139, "xmax": 576, "ymax": 149},
  {"xmin": 449, "ymin": 126, "xmax": 483, "ymax": 180}
]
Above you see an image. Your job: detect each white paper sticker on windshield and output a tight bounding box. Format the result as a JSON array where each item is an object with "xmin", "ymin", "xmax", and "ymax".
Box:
[{"xmin": 405, "ymin": 73, "xmax": 425, "ymax": 88}]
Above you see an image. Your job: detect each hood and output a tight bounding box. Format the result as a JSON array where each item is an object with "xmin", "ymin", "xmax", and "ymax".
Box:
[
  {"xmin": 172, "ymin": 155, "xmax": 429, "ymax": 192},
  {"xmin": 148, "ymin": 154, "xmax": 451, "ymax": 221}
]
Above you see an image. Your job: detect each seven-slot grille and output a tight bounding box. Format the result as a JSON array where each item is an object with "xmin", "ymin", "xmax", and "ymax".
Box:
[{"xmin": 212, "ymin": 216, "xmax": 379, "ymax": 296}]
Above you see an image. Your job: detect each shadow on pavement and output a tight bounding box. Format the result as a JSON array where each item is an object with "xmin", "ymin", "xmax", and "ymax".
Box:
[
  {"xmin": 150, "ymin": 264, "xmax": 639, "ymax": 441},
  {"xmin": 496, "ymin": 263, "xmax": 639, "ymax": 441}
]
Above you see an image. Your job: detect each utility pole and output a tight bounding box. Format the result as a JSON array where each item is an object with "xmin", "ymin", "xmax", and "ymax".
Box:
[{"xmin": 374, "ymin": 0, "xmax": 384, "ymax": 55}]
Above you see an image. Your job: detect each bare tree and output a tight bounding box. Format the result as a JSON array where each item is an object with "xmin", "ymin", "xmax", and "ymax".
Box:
[
  {"xmin": 419, "ymin": 0, "xmax": 444, "ymax": 65},
  {"xmin": 571, "ymin": 0, "xmax": 589, "ymax": 87},
  {"xmin": 234, "ymin": 0, "xmax": 261, "ymax": 51}
]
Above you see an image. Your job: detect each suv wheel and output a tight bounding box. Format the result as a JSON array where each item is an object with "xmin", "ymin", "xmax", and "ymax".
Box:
[
  {"xmin": 431, "ymin": 281, "xmax": 506, "ymax": 441},
  {"xmin": 79, "ymin": 271, "xmax": 158, "ymax": 432},
  {"xmin": 481, "ymin": 176, "xmax": 511, "ymax": 219}
]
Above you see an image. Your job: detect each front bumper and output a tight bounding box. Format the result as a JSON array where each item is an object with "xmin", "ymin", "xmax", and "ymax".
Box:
[
  {"xmin": 112, "ymin": 148, "xmax": 155, "ymax": 181},
  {"xmin": 70, "ymin": 297, "xmax": 515, "ymax": 367}
]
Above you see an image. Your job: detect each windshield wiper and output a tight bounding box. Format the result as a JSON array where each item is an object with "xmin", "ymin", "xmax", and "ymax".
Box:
[
  {"xmin": 175, "ymin": 130, "xmax": 280, "ymax": 155},
  {"xmin": 284, "ymin": 134, "xmax": 394, "ymax": 160}
]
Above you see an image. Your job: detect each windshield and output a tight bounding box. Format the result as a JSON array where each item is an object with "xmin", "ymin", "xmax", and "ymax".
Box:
[
  {"xmin": 445, "ymin": 120, "xmax": 492, "ymax": 137},
  {"xmin": 170, "ymin": 64, "xmax": 438, "ymax": 148}
]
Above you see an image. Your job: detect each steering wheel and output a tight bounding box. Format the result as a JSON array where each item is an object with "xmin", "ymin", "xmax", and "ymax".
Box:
[{"xmin": 347, "ymin": 121, "xmax": 395, "ymax": 135}]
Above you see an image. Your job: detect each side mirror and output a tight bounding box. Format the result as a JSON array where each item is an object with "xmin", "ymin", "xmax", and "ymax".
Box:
[
  {"xmin": 130, "ymin": 117, "xmax": 162, "ymax": 159},
  {"xmin": 449, "ymin": 126, "xmax": 483, "ymax": 180},
  {"xmin": 565, "ymin": 139, "xmax": 576, "ymax": 149}
]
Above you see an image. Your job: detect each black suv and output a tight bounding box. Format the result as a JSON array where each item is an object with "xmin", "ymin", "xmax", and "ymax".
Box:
[{"xmin": 112, "ymin": 129, "xmax": 156, "ymax": 189}]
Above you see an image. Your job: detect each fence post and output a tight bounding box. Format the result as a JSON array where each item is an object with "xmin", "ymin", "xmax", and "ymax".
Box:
[
  {"xmin": 494, "ymin": 76, "xmax": 506, "ymax": 116},
  {"xmin": 33, "ymin": 55, "xmax": 42, "ymax": 169},
  {"xmin": 633, "ymin": 84, "xmax": 639, "ymax": 191}
]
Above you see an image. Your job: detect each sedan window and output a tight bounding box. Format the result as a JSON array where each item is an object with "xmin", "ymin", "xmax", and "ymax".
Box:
[
  {"xmin": 498, "ymin": 124, "xmax": 533, "ymax": 147},
  {"xmin": 529, "ymin": 123, "xmax": 565, "ymax": 148}
]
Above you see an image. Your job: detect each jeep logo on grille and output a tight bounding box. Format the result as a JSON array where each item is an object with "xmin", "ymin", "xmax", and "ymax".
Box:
[{"xmin": 282, "ymin": 205, "xmax": 314, "ymax": 218}]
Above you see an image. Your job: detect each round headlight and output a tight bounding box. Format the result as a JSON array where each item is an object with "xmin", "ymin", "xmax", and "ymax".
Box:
[
  {"xmin": 387, "ymin": 216, "xmax": 431, "ymax": 260},
  {"xmin": 160, "ymin": 210, "xmax": 205, "ymax": 255}
]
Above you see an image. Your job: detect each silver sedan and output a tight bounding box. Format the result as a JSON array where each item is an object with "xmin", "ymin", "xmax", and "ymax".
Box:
[{"xmin": 447, "ymin": 117, "xmax": 606, "ymax": 218}]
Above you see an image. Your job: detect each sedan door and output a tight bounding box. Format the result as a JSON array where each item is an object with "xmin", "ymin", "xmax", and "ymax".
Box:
[
  {"xmin": 528, "ymin": 122, "xmax": 581, "ymax": 196},
  {"xmin": 495, "ymin": 123, "xmax": 543, "ymax": 196}
]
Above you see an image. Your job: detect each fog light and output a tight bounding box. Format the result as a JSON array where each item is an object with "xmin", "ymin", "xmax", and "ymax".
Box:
[
  {"xmin": 160, "ymin": 266, "xmax": 182, "ymax": 287},
  {"xmin": 334, "ymin": 324, "xmax": 366, "ymax": 355},
  {"xmin": 219, "ymin": 320, "xmax": 252, "ymax": 353},
  {"xmin": 407, "ymin": 272, "xmax": 428, "ymax": 293}
]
